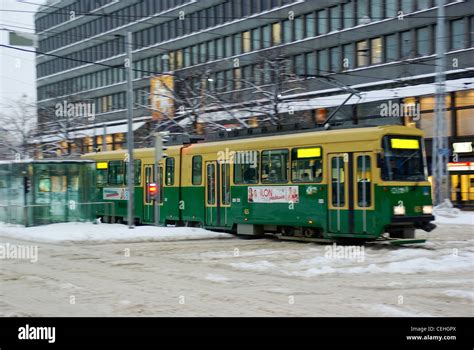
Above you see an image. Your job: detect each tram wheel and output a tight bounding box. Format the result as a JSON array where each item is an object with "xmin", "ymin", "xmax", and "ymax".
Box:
[{"xmin": 303, "ymin": 227, "xmax": 315, "ymax": 238}]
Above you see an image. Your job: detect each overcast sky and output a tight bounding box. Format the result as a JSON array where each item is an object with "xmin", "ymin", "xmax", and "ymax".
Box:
[{"xmin": 0, "ymin": 0, "xmax": 46, "ymax": 110}]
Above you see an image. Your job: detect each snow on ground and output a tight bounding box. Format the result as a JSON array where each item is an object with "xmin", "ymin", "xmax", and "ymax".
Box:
[
  {"xmin": 434, "ymin": 210, "xmax": 474, "ymax": 226},
  {"xmin": 225, "ymin": 243, "xmax": 473, "ymax": 277},
  {"xmin": 369, "ymin": 304, "xmax": 434, "ymax": 317},
  {"xmin": 442, "ymin": 290, "xmax": 474, "ymax": 301},
  {"xmin": 0, "ymin": 222, "xmax": 233, "ymax": 244},
  {"xmin": 0, "ymin": 221, "xmax": 472, "ymax": 316},
  {"xmin": 204, "ymin": 274, "xmax": 231, "ymax": 283}
]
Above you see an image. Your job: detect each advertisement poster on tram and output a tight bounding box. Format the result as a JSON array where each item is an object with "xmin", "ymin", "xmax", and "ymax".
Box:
[{"xmin": 247, "ymin": 186, "xmax": 299, "ymax": 203}]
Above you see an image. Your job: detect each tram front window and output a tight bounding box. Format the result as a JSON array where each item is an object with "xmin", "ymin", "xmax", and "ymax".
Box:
[{"xmin": 382, "ymin": 136, "xmax": 427, "ymax": 181}]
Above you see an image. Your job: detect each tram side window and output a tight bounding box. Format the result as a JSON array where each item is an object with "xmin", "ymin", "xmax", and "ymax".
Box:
[
  {"xmin": 291, "ymin": 147, "xmax": 323, "ymax": 183},
  {"xmin": 192, "ymin": 156, "xmax": 202, "ymax": 185},
  {"xmin": 331, "ymin": 157, "xmax": 345, "ymax": 207},
  {"xmin": 234, "ymin": 153, "xmax": 259, "ymax": 184},
  {"xmin": 261, "ymin": 149, "xmax": 289, "ymax": 183},
  {"xmin": 124, "ymin": 160, "xmax": 141, "ymax": 185},
  {"xmin": 357, "ymin": 155, "xmax": 371, "ymax": 207},
  {"xmin": 108, "ymin": 161, "xmax": 124, "ymax": 185},
  {"xmin": 97, "ymin": 169, "xmax": 108, "ymax": 186},
  {"xmin": 96, "ymin": 162, "xmax": 108, "ymax": 186},
  {"xmin": 165, "ymin": 157, "xmax": 174, "ymax": 186}
]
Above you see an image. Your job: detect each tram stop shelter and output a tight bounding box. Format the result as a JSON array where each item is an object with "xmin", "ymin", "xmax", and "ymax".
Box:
[{"xmin": 0, "ymin": 160, "xmax": 104, "ymax": 227}]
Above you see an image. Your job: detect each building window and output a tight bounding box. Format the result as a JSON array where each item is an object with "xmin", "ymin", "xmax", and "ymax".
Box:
[
  {"xmin": 451, "ymin": 19, "xmax": 466, "ymax": 50},
  {"xmin": 471, "ymin": 16, "xmax": 474, "ymax": 47},
  {"xmin": 216, "ymin": 38, "xmax": 224, "ymax": 59},
  {"xmin": 371, "ymin": 37, "xmax": 383, "ymax": 64},
  {"xmin": 371, "ymin": 1, "xmax": 383, "ymax": 21},
  {"xmin": 401, "ymin": 0, "xmax": 413, "ymax": 14},
  {"xmin": 282, "ymin": 19, "xmax": 292, "ymax": 43},
  {"xmin": 343, "ymin": 2, "xmax": 354, "ymax": 28},
  {"xmin": 263, "ymin": 25, "xmax": 271, "ymax": 48},
  {"xmin": 357, "ymin": 0, "xmax": 368, "ymax": 24},
  {"xmin": 329, "ymin": 6, "xmax": 340, "ymax": 32},
  {"xmin": 317, "ymin": 9, "xmax": 328, "ymax": 35},
  {"xmin": 272, "ymin": 22, "xmax": 282, "ymax": 45},
  {"xmin": 385, "ymin": 0, "xmax": 399, "ymax": 19},
  {"xmin": 207, "ymin": 40, "xmax": 215, "ymax": 61},
  {"xmin": 225, "ymin": 36, "xmax": 233, "ymax": 56},
  {"xmin": 416, "ymin": 26, "xmax": 431, "ymax": 56},
  {"xmin": 318, "ymin": 49, "xmax": 329, "ymax": 74},
  {"xmin": 457, "ymin": 109, "xmax": 474, "ymax": 136},
  {"xmin": 385, "ymin": 33, "xmax": 398, "ymax": 62},
  {"xmin": 252, "ymin": 27, "xmax": 261, "ymax": 50},
  {"xmin": 305, "ymin": 13, "xmax": 316, "ymax": 37},
  {"xmin": 330, "ymin": 47, "xmax": 341, "ymax": 72},
  {"xmin": 342, "ymin": 43, "xmax": 354, "ymax": 69},
  {"xmin": 306, "ymin": 51, "xmax": 316, "ymax": 75},
  {"xmin": 455, "ymin": 90, "xmax": 474, "ymax": 108},
  {"xmin": 234, "ymin": 67, "xmax": 242, "ymax": 89},
  {"xmin": 419, "ymin": 112, "xmax": 452, "ymax": 137},
  {"xmin": 295, "ymin": 54, "xmax": 305, "ymax": 76},
  {"xmin": 417, "ymin": 0, "xmax": 432, "ymax": 10},
  {"xmin": 295, "ymin": 16, "xmax": 304, "ymax": 40},
  {"xmin": 400, "ymin": 30, "xmax": 413, "ymax": 58},
  {"xmin": 357, "ymin": 40, "xmax": 369, "ymax": 67},
  {"xmin": 233, "ymin": 34, "xmax": 242, "ymax": 55},
  {"xmin": 242, "ymin": 31, "xmax": 251, "ymax": 52}
]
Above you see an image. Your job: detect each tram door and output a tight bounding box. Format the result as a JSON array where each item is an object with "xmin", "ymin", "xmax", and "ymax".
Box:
[
  {"xmin": 352, "ymin": 153, "xmax": 374, "ymax": 234},
  {"xmin": 328, "ymin": 153, "xmax": 374, "ymax": 235},
  {"xmin": 205, "ymin": 161, "xmax": 220, "ymax": 226},
  {"xmin": 328, "ymin": 154, "xmax": 349, "ymax": 234}
]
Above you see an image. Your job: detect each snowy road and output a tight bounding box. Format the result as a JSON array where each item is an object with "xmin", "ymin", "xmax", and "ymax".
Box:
[{"xmin": 0, "ymin": 223, "xmax": 473, "ymax": 316}]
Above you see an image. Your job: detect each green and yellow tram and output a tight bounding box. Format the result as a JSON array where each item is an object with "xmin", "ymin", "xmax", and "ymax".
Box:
[{"xmin": 82, "ymin": 125, "xmax": 436, "ymax": 241}]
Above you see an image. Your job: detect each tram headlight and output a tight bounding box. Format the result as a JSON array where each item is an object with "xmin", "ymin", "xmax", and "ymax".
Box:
[
  {"xmin": 393, "ymin": 206, "xmax": 406, "ymax": 215},
  {"xmin": 422, "ymin": 205, "xmax": 433, "ymax": 215}
]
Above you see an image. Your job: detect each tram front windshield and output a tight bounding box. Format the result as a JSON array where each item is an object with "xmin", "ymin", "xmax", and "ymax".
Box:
[{"xmin": 381, "ymin": 136, "xmax": 427, "ymax": 182}]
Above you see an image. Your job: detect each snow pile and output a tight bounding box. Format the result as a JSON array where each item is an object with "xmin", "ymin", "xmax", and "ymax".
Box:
[
  {"xmin": 433, "ymin": 199, "xmax": 461, "ymax": 218},
  {"xmin": 443, "ymin": 290, "xmax": 474, "ymax": 301},
  {"xmin": 228, "ymin": 245, "xmax": 473, "ymax": 277},
  {"xmin": 370, "ymin": 304, "xmax": 433, "ymax": 317},
  {"xmin": 290, "ymin": 254, "xmax": 474, "ymax": 277},
  {"xmin": 434, "ymin": 210, "xmax": 474, "ymax": 226},
  {"xmin": 0, "ymin": 222, "xmax": 233, "ymax": 244},
  {"xmin": 205, "ymin": 274, "xmax": 231, "ymax": 283}
]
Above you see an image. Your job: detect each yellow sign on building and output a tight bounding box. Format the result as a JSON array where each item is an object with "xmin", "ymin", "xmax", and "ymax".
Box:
[{"xmin": 150, "ymin": 75, "xmax": 174, "ymax": 121}]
